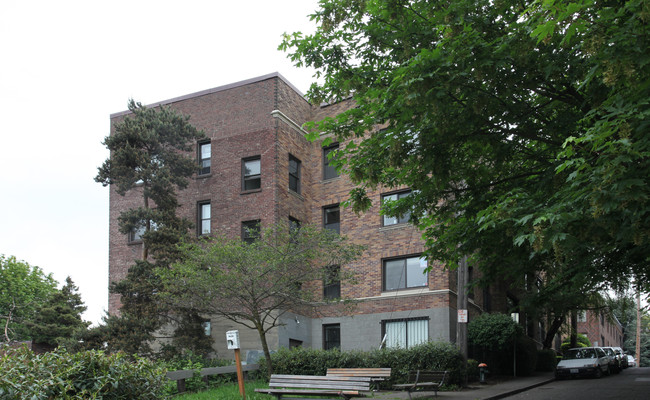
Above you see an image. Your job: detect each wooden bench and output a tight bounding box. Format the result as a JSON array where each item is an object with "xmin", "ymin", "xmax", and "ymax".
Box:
[
  {"xmin": 326, "ymin": 368, "xmax": 391, "ymax": 389},
  {"xmin": 392, "ymin": 370, "xmax": 448, "ymax": 399},
  {"xmin": 255, "ymin": 374, "xmax": 371, "ymax": 399}
]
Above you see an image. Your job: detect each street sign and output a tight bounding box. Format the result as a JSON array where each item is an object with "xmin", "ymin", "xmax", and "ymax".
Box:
[{"xmin": 458, "ymin": 309, "xmax": 468, "ymax": 323}]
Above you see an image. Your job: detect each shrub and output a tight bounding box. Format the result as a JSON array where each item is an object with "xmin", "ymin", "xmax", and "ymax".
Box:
[
  {"xmin": 0, "ymin": 345, "xmax": 167, "ymax": 399},
  {"xmin": 560, "ymin": 333, "xmax": 591, "ymax": 353},
  {"xmin": 261, "ymin": 341, "xmax": 465, "ymax": 387},
  {"xmin": 468, "ymin": 313, "xmax": 522, "ymax": 351}
]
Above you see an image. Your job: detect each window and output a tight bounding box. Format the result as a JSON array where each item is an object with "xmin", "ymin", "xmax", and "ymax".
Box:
[
  {"xmin": 198, "ymin": 201, "xmax": 211, "ymax": 235},
  {"xmin": 382, "ymin": 190, "xmax": 411, "ymax": 226},
  {"xmin": 577, "ymin": 310, "xmax": 587, "ymax": 323},
  {"xmin": 323, "ymin": 205, "xmax": 340, "ymax": 234},
  {"xmin": 323, "ymin": 265, "xmax": 341, "ymax": 300},
  {"xmin": 323, "ymin": 143, "xmax": 339, "ymax": 180},
  {"xmin": 289, "ymin": 154, "xmax": 301, "ymax": 193},
  {"xmin": 382, "ymin": 318, "xmax": 428, "ymax": 349},
  {"xmin": 128, "ymin": 220, "xmax": 158, "ymax": 242},
  {"xmin": 323, "ymin": 324, "xmax": 341, "ymax": 350},
  {"xmin": 289, "ymin": 216, "xmax": 301, "ymax": 233},
  {"xmin": 383, "ymin": 256, "xmax": 428, "ymax": 291},
  {"xmin": 242, "ymin": 157, "xmax": 261, "ymax": 191},
  {"xmin": 242, "ymin": 220, "xmax": 261, "ymax": 244},
  {"xmin": 202, "ymin": 321, "xmax": 211, "ymax": 336},
  {"xmin": 198, "ymin": 141, "xmax": 211, "ymax": 175},
  {"xmin": 129, "ymin": 225, "xmax": 145, "ymax": 242}
]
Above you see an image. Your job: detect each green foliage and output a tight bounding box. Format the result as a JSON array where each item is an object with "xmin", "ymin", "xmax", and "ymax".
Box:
[
  {"xmin": 468, "ymin": 313, "xmax": 522, "ymax": 351},
  {"xmin": 260, "ymin": 342, "xmax": 465, "ymax": 387},
  {"xmin": 0, "ymin": 346, "xmax": 167, "ymax": 399},
  {"xmin": 95, "ymin": 100, "xmax": 208, "ymax": 356},
  {"xmin": 0, "ymin": 255, "xmax": 57, "ymax": 343},
  {"xmin": 282, "ymin": 0, "xmax": 650, "ymax": 320},
  {"xmin": 24, "ymin": 277, "xmax": 89, "ymax": 347},
  {"xmin": 159, "ymin": 222, "xmax": 364, "ymax": 375},
  {"xmin": 173, "ymin": 381, "xmax": 269, "ymax": 400},
  {"xmin": 536, "ymin": 349, "xmax": 558, "ymax": 372},
  {"xmin": 561, "ymin": 333, "xmax": 591, "ymax": 352}
]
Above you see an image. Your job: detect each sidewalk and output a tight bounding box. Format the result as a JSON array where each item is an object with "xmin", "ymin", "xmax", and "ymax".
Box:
[{"xmin": 372, "ymin": 372, "xmax": 556, "ymax": 400}]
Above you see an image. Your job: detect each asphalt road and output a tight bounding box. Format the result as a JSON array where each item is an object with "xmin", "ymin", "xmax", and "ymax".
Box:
[{"xmin": 505, "ymin": 367, "xmax": 650, "ymax": 400}]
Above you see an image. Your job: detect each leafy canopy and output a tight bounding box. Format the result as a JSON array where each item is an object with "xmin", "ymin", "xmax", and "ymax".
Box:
[
  {"xmin": 0, "ymin": 255, "xmax": 57, "ymax": 342},
  {"xmin": 281, "ymin": 0, "xmax": 650, "ymax": 297},
  {"xmin": 158, "ymin": 222, "xmax": 364, "ymax": 375}
]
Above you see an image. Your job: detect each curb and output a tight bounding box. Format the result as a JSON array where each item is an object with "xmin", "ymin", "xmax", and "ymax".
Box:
[{"xmin": 482, "ymin": 378, "xmax": 556, "ymax": 400}]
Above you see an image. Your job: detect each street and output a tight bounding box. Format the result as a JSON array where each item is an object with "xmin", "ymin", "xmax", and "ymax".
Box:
[{"xmin": 505, "ymin": 367, "xmax": 650, "ymax": 400}]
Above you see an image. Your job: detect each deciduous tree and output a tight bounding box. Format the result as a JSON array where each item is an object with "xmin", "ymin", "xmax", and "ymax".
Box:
[
  {"xmin": 158, "ymin": 222, "xmax": 364, "ymax": 375},
  {"xmin": 0, "ymin": 255, "xmax": 57, "ymax": 343},
  {"xmin": 281, "ymin": 0, "xmax": 650, "ymax": 311}
]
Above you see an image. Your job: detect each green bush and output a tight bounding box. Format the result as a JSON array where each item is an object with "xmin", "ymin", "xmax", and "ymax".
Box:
[
  {"xmin": 560, "ymin": 333, "xmax": 591, "ymax": 353},
  {"xmin": 466, "ymin": 359, "xmax": 480, "ymax": 382},
  {"xmin": 0, "ymin": 345, "xmax": 167, "ymax": 399},
  {"xmin": 261, "ymin": 341, "xmax": 465, "ymax": 388},
  {"xmin": 536, "ymin": 349, "xmax": 558, "ymax": 372}
]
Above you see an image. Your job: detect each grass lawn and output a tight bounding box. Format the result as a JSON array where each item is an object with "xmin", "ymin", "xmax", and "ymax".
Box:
[{"xmin": 174, "ymin": 380, "xmax": 272, "ymax": 400}]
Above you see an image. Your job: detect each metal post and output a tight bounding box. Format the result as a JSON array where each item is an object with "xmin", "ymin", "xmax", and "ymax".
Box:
[{"xmin": 457, "ymin": 255, "xmax": 469, "ymax": 387}]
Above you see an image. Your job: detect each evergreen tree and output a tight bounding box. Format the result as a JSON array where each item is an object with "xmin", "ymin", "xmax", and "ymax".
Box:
[
  {"xmin": 95, "ymin": 99, "xmax": 207, "ymax": 356},
  {"xmin": 25, "ymin": 277, "xmax": 90, "ymax": 347}
]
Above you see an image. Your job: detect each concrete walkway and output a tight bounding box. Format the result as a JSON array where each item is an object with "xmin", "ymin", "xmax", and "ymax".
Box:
[{"xmin": 371, "ymin": 372, "xmax": 556, "ymax": 400}]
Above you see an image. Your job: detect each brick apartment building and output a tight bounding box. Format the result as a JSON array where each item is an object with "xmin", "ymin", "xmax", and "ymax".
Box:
[
  {"xmin": 577, "ymin": 309, "xmax": 623, "ymax": 348},
  {"xmin": 108, "ymin": 73, "xmax": 509, "ymax": 358}
]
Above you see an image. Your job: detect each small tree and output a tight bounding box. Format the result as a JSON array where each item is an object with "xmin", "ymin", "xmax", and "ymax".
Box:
[
  {"xmin": 25, "ymin": 277, "xmax": 90, "ymax": 347},
  {"xmin": 0, "ymin": 255, "xmax": 57, "ymax": 343},
  {"xmin": 158, "ymin": 222, "xmax": 364, "ymax": 375}
]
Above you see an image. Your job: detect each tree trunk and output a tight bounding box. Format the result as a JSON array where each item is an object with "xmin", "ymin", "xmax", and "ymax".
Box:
[
  {"xmin": 570, "ymin": 311, "xmax": 578, "ymax": 348},
  {"xmin": 543, "ymin": 315, "xmax": 564, "ymax": 349},
  {"xmin": 256, "ymin": 322, "xmax": 274, "ymax": 378}
]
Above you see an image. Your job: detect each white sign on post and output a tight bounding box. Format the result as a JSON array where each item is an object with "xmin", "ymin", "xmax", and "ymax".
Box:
[
  {"xmin": 226, "ymin": 330, "xmax": 240, "ymax": 349},
  {"xmin": 458, "ymin": 309, "xmax": 468, "ymax": 323}
]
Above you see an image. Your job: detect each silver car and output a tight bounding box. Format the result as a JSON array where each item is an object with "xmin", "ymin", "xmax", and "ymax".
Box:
[{"xmin": 556, "ymin": 347, "xmax": 610, "ymax": 379}]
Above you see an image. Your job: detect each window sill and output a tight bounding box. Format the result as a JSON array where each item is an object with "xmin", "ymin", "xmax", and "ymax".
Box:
[
  {"xmin": 378, "ymin": 223, "xmax": 410, "ymax": 232},
  {"xmin": 321, "ymin": 176, "xmax": 341, "ymax": 183},
  {"xmin": 127, "ymin": 240, "xmax": 143, "ymax": 246},
  {"xmin": 380, "ymin": 287, "xmax": 429, "ymax": 297},
  {"xmin": 289, "ymin": 190, "xmax": 304, "ymax": 201},
  {"xmin": 196, "ymin": 173, "xmax": 212, "ymax": 179},
  {"xmin": 241, "ymin": 188, "xmax": 262, "ymax": 195}
]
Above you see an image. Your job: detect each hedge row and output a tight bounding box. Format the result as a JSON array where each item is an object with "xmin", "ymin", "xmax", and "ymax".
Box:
[
  {"xmin": 0, "ymin": 345, "xmax": 167, "ymax": 400},
  {"xmin": 260, "ymin": 341, "xmax": 466, "ymax": 388}
]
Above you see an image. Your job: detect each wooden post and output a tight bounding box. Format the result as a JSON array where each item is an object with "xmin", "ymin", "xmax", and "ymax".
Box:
[{"xmin": 234, "ymin": 348, "xmax": 246, "ymax": 399}]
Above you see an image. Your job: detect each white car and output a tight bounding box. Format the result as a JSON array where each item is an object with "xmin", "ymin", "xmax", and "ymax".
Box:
[
  {"xmin": 627, "ymin": 354, "xmax": 636, "ymax": 367},
  {"xmin": 556, "ymin": 347, "xmax": 610, "ymax": 379}
]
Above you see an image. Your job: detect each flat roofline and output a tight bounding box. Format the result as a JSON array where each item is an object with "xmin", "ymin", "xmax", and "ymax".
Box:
[{"xmin": 110, "ymin": 72, "xmax": 307, "ymax": 118}]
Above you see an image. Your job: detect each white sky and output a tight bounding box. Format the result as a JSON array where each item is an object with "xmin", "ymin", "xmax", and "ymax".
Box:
[{"xmin": 0, "ymin": 0, "xmax": 319, "ymax": 325}]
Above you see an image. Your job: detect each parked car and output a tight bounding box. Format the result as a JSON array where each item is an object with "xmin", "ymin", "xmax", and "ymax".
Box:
[
  {"xmin": 613, "ymin": 347, "xmax": 628, "ymax": 368},
  {"xmin": 602, "ymin": 347, "xmax": 621, "ymax": 373},
  {"xmin": 556, "ymin": 347, "xmax": 611, "ymax": 379},
  {"xmin": 627, "ymin": 355, "xmax": 636, "ymax": 367}
]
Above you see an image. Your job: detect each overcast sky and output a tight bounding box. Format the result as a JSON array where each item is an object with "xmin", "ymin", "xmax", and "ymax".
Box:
[{"xmin": 0, "ymin": 0, "xmax": 319, "ymax": 325}]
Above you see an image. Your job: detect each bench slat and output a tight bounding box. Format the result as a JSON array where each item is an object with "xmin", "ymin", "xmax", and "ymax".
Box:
[
  {"xmin": 256, "ymin": 374, "xmax": 371, "ymax": 399},
  {"xmin": 327, "ymin": 368, "xmax": 391, "ymax": 378}
]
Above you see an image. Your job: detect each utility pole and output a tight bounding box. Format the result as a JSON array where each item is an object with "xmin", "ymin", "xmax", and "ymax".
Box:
[
  {"xmin": 636, "ymin": 288, "xmax": 641, "ymax": 367},
  {"xmin": 457, "ymin": 255, "xmax": 469, "ymax": 386}
]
